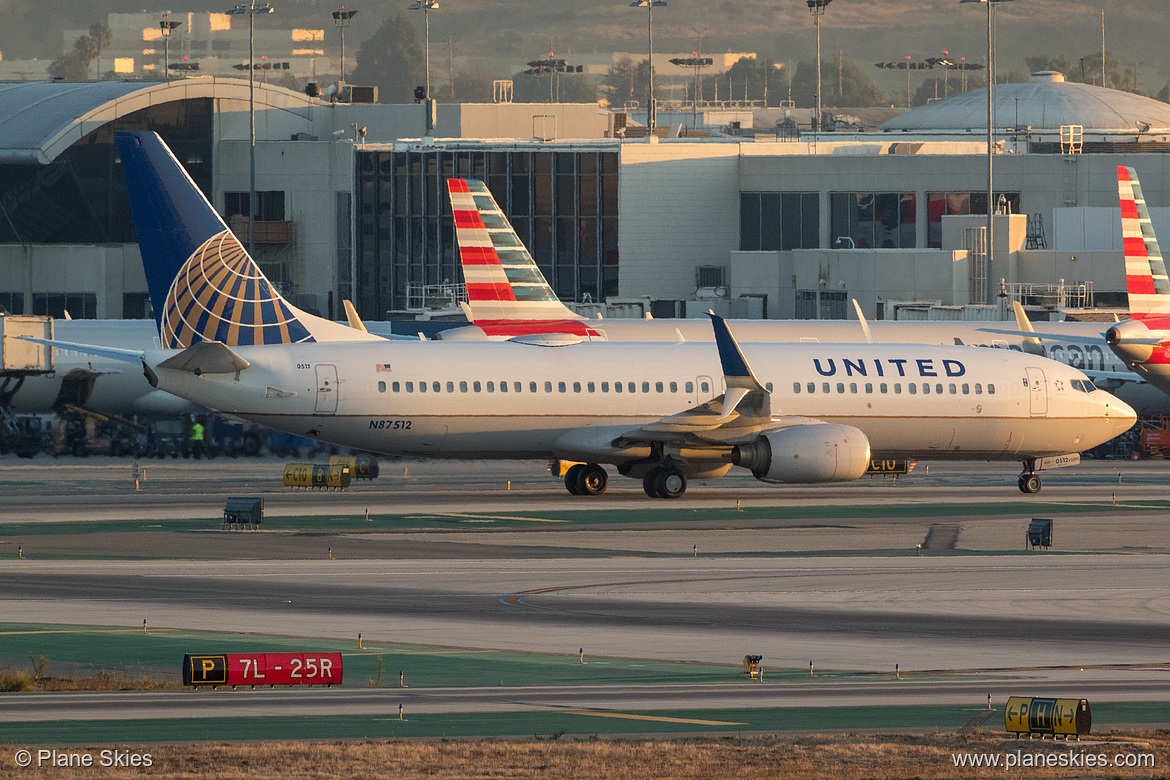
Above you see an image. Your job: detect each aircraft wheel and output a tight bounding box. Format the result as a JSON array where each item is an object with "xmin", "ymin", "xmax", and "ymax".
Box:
[
  {"xmin": 643, "ymin": 468, "xmax": 663, "ymax": 498},
  {"xmin": 654, "ymin": 467, "xmax": 687, "ymax": 499},
  {"xmin": 564, "ymin": 464, "xmax": 585, "ymax": 495},
  {"xmin": 1018, "ymin": 474, "xmax": 1042, "ymax": 494},
  {"xmin": 578, "ymin": 464, "xmax": 608, "ymax": 496}
]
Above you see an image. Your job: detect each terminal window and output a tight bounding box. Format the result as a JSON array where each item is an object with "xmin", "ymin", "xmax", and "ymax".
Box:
[
  {"xmin": 0, "ymin": 292, "xmax": 23, "ymax": 314},
  {"xmin": 33, "ymin": 292, "xmax": 97, "ymax": 319},
  {"xmin": 739, "ymin": 192, "xmax": 818, "ymax": 251},
  {"xmin": 830, "ymin": 192, "xmax": 916, "ymax": 249},
  {"xmin": 926, "ymin": 191, "xmax": 1021, "ymax": 248}
]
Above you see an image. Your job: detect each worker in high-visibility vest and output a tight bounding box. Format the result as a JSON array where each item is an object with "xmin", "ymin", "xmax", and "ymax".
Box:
[{"xmin": 190, "ymin": 419, "xmax": 205, "ymax": 459}]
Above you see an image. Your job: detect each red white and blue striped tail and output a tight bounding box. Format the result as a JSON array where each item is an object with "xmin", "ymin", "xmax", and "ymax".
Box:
[
  {"xmin": 1118, "ymin": 165, "xmax": 1170, "ymax": 320},
  {"xmin": 448, "ymin": 178, "xmax": 585, "ymax": 324}
]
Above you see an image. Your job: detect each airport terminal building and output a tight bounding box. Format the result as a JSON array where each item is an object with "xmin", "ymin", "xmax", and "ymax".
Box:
[{"xmin": 2, "ymin": 72, "xmax": 1170, "ymax": 323}]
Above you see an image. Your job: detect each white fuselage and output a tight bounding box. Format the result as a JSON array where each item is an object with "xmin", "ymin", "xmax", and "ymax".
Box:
[
  {"xmin": 446, "ymin": 318, "xmax": 1165, "ymax": 415},
  {"xmin": 147, "ymin": 339, "xmax": 1134, "ymax": 466}
]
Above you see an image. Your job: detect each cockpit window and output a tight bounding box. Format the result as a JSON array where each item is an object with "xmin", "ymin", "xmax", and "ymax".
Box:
[{"xmin": 1072, "ymin": 379, "xmax": 1097, "ymax": 393}]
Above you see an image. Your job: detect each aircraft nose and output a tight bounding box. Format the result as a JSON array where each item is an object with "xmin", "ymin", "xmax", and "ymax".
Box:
[{"xmin": 1105, "ymin": 395, "xmax": 1138, "ymax": 436}]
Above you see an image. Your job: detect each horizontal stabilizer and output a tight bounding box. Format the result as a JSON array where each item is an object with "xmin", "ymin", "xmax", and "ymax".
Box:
[
  {"xmin": 157, "ymin": 341, "xmax": 251, "ymax": 374},
  {"xmin": 16, "ymin": 336, "xmax": 143, "ymax": 364}
]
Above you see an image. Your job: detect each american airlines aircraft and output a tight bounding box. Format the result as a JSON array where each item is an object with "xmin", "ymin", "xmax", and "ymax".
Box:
[
  {"xmin": 24, "ymin": 132, "xmax": 1135, "ymax": 498},
  {"xmin": 444, "ymin": 178, "xmax": 1170, "ymax": 415},
  {"xmin": 1106, "ymin": 166, "xmax": 1170, "ymax": 394}
]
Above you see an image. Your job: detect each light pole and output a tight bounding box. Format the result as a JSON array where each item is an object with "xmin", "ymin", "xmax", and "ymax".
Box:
[
  {"xmin": 960, "ymin": 0, "xmax": 1015, "ymax": 304},
  {"xmin": 807, "ymin": 0, "xmax": 832, "ymax": 136},
  {"xmin": 228, "ymin": 1, "xmax": 274, "ymax": 261},
  {"xmin": 629, "ymin": 0, "xmax": 666, "ymax": 133},
  {"xmin": 408, "ymin": 0, "xmax": 438, "ymax": 102},
  {"xmin": 332, "ymin": 5, "xmax": 358, "ymax": 83},
  {"xmin": 669, "ymin": 54, "xmax": 712, "ymax": 129},
  {"xmin": 160, "ymin": 15, "xmax": 182, "ymax": 81}
]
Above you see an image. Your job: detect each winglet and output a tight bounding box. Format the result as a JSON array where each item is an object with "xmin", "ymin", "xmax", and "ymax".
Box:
[
  {"xmin": 1011, "ymin": 300, "xmax": 1045, "ymax": 355},
  {"xmin": 851, "ymin": 299, "xmax": 874, "ymax": 343},
  {"xmin": 342, "ymin": 299, "xmax": 369, "ymax": 333},
  {"xmin": 708, "ymin": 312, "xmax": 767, "ymax": 419}
]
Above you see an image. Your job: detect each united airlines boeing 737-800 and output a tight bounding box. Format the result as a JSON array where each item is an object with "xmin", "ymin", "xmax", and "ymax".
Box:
[{"xmin": 21, "ymin": 131, "xmax": 1132, "ymax": 498}]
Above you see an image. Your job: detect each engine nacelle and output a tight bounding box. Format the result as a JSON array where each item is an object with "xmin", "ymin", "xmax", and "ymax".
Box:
[
  {"xmin": 732, "ymin": 424, "xmax": 871, "ymax": 484},
  {"xmin": 1105, "ymin": 319, "xmax": 1154, "ymax": 364}
]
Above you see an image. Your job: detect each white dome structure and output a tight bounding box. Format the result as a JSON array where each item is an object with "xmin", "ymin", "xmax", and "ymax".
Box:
[{"xmin": 879, "ymin": 72, "xmax": 1170, "ymax": 140}]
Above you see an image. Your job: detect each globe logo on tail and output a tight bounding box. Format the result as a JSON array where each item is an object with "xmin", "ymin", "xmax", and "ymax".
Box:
[{"xmin": 162, "ymin": 230, "xmax": 314, "ymax": 348}]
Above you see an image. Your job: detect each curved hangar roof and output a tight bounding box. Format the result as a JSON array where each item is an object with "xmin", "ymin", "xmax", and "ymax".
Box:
[
  {"xmin": 879, "ymin": 72, "xmax": 1170, "ymax": 134},
  {"xmin": 0, "ymin": 78, "xmax": 315, "ymax": 165}
]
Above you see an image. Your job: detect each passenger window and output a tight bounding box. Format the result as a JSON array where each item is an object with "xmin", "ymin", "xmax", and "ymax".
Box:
[
  {"xmin": 700, "ymin": 381, "xmax": 709, "ymax": 393},
  {"xmin": 822, "ymin": 383, "xmax": 830, "ymax": 393},
  {"xmin": 405, "ymin": 382, "xmax": 414, "ymax": 392},
  {"xmin": 908, "ymin": 383, "xmax": 917, "ymax": 395},
  {"xmin": 392, "ymin": 381, "xmax": 400, "ymax": 392},
  {"xmin": 894, "ymin": 383, "xmax": 901, "ymax": 394},
  {"xmin": 670, "ymin": 381, "xmax": 677, "ymax": 392},
  {"xmin": 794, "ymin": 382, "xmax": 801, "ymax": 393},
  {"xmin": 949, "ymin": 383, "xmax": 956, "ymax": 394},
  {"xmin": 559, "ymin": 382, "xmax": 567, "ymax": 393},
  {"xmin": 988, "ymin": 384, "xmax": 996, "ymax": 395},
  {"xmin": 922, "ymin": 383, "xmax": 929, "ymax": 394},
  {"xmin": 500, "ymin": 381, "xmax": 508, "ymax": 393},
  {"xmin": 629, "ymin": 382, "xmax": 636, "ymax": 393},
  {"xmin": 419, "ymin": 381, "xmax": 427, "ymax": 393},
  {"xmin": 808, "ymin": 382, "xmax": 815, "ymax": 393},
  {"xmin": 378, "ymin": 381, "xmax": 386, "ymax": 393},
  {"xmin": 765, "ymin": 382, "xmax": 773, "ymax": 392},
  {"xmin": 615, "ymin": 382, "xmax": 623, "ymax": 393},
  {"xmin": 487, "ymin": 381, "xmax": 495, "ymax": 392},
  {"xmin": 880, "ymin": 383, "xmax": 887, "ymax": 393},
  {"xmin": 430, "ymin": 381, "xmax": 438, "ymax": 392},
  {"xmin": 573, "ymin": 381, "xmax": 581, "ymax": 392},
  {"xmin": 962, "ymin": 383, "xmax": 969, "ymax": 394},
  {"xmin": 446, "ymin": 381, "xmax": 454, "ymax": 392},
  {"xmin": 602, "ymin": 382, "xmax": 609, "ymax": 392},
  {"xmin": 642, "ymin": 381, "xmax": 650, "ymax": 393},
  {"xmin": 849, "ymin": 383, "xmax": 857, "ymax": 393},
  {"xmin": 460, "ymin": 381, "xmax": 468, "ymax": 392},
  {"xmin": 975, "ymin": 383, "xmax": 982, "ymax": 395},
  {"xmin": 514, "ymin": 382, "xmax": 522, "ymax": 392},
  {"xmin": 655, "ymin": 382, "xmax": 663, "ymax": 393},
  {"xmin": 685, "ymin": 382, "xmax": 694, "ymax": 393},
  {"xmin": 836, "ymin": 383, "xmax": 845, "ymax": 393},
  {"xmin": 588, "ymin": 382, "xmax": 595, "ymax": 392},
  {"xmin": 529, "ymin": 381, "xmax": 537, "ymax": 393},
  {"xmin": 865, "ymin": 383, "xmax": 873, "ymax": 393},
  {"xmin": 473, "ymin": 381, "xmax": 481, "ymax": 392},
  {"xmin": 936, "ymin": 383, "xmax": 943, "ymax": 394},
  {"xmin": 545, "ymin": 381, "xmax": 552, "ymax": 392}
]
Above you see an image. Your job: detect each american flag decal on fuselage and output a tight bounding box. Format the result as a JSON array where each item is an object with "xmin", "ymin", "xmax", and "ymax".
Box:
[{"xmin": 162, "ymin": 230, "xmax": 314, "ymax": 348}]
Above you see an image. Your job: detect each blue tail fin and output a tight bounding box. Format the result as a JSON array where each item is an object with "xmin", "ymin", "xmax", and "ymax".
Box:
[{"xmin": 117, "ymin": 131, "xmax": 379, "ymax": 348}]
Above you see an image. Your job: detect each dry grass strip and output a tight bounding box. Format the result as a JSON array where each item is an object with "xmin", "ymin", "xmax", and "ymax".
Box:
[{"xmin": 2, "ymin": 730, "xmax": 1167, "ymax": 779}]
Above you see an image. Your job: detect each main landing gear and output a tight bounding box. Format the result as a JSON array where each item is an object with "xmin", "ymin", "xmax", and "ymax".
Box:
[
  {"xmin": 643, "ymin": 466, "xmax": 687, "ymax": 499},
  {"xmin": 564, "ymin": 463, "xmax": 608, "ymax": 496},
  {"xmin": 1018, "ymin": 459, "xmax": 1042, "ymax": 494}
]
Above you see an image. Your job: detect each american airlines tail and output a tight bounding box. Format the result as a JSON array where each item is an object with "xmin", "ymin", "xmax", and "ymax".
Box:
[
  {"xmin": 116, "ymin": 131, "xmax": 380, "ymax": 348},
  {"xmin": 1118, "ymin": 165, "xmax": 1170, "ymax": 320},
  {"xmin": 448, "ymin": 178, "xmax": 599, "ymax": 338}
]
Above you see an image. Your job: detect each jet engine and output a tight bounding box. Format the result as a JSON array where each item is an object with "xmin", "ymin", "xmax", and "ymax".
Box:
[
  {"xmin": 731, "ymin": 423, "xmax": 871, "ymax": 484},
  {"xmin": 1105, "ymin": 319, "xmax": 1156, "ymax": 364}
]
